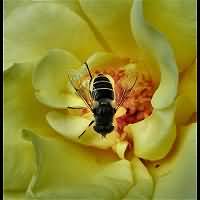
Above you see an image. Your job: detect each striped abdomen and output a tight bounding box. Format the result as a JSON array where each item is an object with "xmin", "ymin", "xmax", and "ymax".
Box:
[{"xmin": 91, "ymin": 74, "xmax": 114, "ymax": 101}]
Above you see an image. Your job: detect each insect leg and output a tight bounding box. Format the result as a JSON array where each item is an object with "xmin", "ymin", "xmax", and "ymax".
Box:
[
  {"xmin": 78, "ymin": 120, "xmax": 94, "ymax": 138},
  {"xmin": 67, "ymin": 106, "xmax": 86, "ymax": 109}
]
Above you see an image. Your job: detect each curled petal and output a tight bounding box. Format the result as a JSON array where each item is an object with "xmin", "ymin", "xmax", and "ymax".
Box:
[
  {"xmin": 131, "ymin": 0, "xmax": 178, "ymax": 109},
  {"xmin": 126, "ymin": 104, "xmax": 176, "ymax": 160},
  {"xmin": 32, "ymin": 49, "xmax": 84, "ymax": 108},
  {"xmin": 4, "ymin": 2, "xmax": 103, "ymax": 69},
  {"xmin": 46, "ymin": 111, "xmax": 119, "ymax": 149},
  {"xmin": 112, "ymin": 141, "xmax": 128, "ymax": 159},
  {"xmin": 80, "ymin": 0, "xmax": 139, "ymax": 59},
  {"xmin": 143, "ymin": 0, "xmax": 196, "ymax": 72},
  {"xmin": 125, "ymin": 157, "xmax": 154, "ymax": 199},
  {"xmin": 23, "ymin": 129, "xmax": 133, "ymax": 199},
  {"xmin": 153, "ymin": 123, "xmax": 197, "ymax": 199},
  {"xmin": 176, "ymin": 59, "xmax": 197, "ymax": 124}
]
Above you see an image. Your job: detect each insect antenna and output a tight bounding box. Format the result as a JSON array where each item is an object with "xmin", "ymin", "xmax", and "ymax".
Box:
[{"xmin": 84, "ymin": 62, "xmax": 93, "ymax": 81}]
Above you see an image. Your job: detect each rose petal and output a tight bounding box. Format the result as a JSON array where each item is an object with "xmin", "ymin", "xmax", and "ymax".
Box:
[
  {"xmin": 3, "ymin": 62, "xmax": 55, "ymax": 191},
  {"xmin": 4, "ymin": 2, "xmax": 103, "ymax": 70},
  {"xmin": 125, "ymin": 157, "xmax": 154, "ymax": 199},
  {"xmin": 85, "ymin": 51, "xmax": 130, "ymax": 71},
  {"xmin": 152, "ymin": 123, "xmax": 196, "ymax": 199},
  {"xmin": 176, "ymin": 59, "xmax": 197, "ymax": 124},
  {"xmin": 80, "ymin": 0, "xmax": 139, "ymax": 59},
  {"xmin": 41, "ymin": 0, "xmax": 84, "ymax": 17},
  {"xmin": 126, "ymin": 104, "xmax": 176, "ymax": 160},
  {"xmin": 3, "ymin": 141, "xmax": 35, "ymax": 191},
  {"xmin": 131, "ymin": 0, "xmax": 178, "ymax": 109},
  {"xmin": 143, "ymin": 0, "xmax": 196, "ymax": 72},
  {"xmin": 46, "ymin": 111, "xmax": 119, "ymax": 149},
  {"xmin": 23, "ymin": 129, "xmax": 133, "ymax": 199},
  {"xmin": 4, "ymin": 0, "xmax": 84, "ymax": 21},
  {"xmin": 112, "ymin": 141, "xmax": 128, "ymax": 159},
  {"xmin": 46, "ymin": 110, "xmax": 92, "ymax": 139},
  {"xmin": 4, "ymin": 0, "xmax": 31, "ymax": 19},
  {"xmin": 3, "ymin": 192, "xmax": 26, "ymax": 200},
  {"xmin": 32, "ymin": 49, "xmax": 85, "ymax": 108}
]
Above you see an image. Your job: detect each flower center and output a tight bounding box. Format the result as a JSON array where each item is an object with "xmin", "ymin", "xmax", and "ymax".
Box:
[
  {"xmin": 115, "ymin": 73, "xmax": 155, "ymax": 134},
  {"xmin": 97, "ymin": 67, "xmax": 156, "ymax": 135}
]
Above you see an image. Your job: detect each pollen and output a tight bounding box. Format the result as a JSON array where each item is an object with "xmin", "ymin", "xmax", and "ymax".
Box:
[
  {"xmin": 116, "ymin": 73, "xmax": 155, "ymax": 134},
  {"xmin": 101, "ymin": 67, "xmax": 156, "ymax": 135},
  {"xmin": 93, "ymin": 66, "xmax": 156, "ymax": 138}
]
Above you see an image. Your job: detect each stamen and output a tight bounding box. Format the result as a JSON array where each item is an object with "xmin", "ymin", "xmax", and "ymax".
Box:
[
  {"xmin": 99, "ymin": 67, "xmax": 156, "ymax": 135},
  {"xmin": 92, "ymin": 67, "xmax": 155, "ymax": 145},
  {"xmin": 116, "ymin": 74, "xmax": 155, "ymax": 134}
]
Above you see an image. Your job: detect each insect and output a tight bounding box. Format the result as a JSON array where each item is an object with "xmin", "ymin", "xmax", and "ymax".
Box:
[{"xmin": 68, "ymin": 62, "xmax": 137, "ymax": 138}]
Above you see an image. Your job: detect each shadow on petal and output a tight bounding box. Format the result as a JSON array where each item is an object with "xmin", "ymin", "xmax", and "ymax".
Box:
[
  {"xmin": 152, "ymin": 123, "xmax": 197, "ymax": 199},
  {"xmin": 23, "ymin": 129, "xmax": 134, "ymax": 200},
  {"xmin": 125, "ymin": 157, "xmax": 154, "ymax": 199},
  {"xmin": 175, "ymin": 59, "xmax": 197, "ymax": 125}
]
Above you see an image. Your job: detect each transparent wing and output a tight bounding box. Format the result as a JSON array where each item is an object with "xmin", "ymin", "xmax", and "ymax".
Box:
[
  {"xmin": 68, "ymin": 68, "xmax": 94, "ymax": 111},
  {"xmin": 115, "ymin": 73, "xmax": 138, "ymax": 110}
]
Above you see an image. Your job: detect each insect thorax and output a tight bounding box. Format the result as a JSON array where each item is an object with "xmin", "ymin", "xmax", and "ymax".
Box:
[{"xmin": 91, "ymin": 74, "xmax": 114, "ymax": 101}]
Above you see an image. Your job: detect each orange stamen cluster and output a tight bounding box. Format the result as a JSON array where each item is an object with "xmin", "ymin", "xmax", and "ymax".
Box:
[
  {"xmin": 86, "ymin": 67, "xmax": 155, "ymax": 136},
  {"xmin": 104, "ymin": 67, "xmax": 155, "ymax": 134},
  {"xmin": 117, "ymin": 78, "xmax": 154, "ymax": 134}
]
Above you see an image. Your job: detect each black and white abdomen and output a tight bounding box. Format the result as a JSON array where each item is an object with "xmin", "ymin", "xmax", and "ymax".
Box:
[{"xmin": 91, "ymin": 74, "xmax": 114, "ymax": 101}]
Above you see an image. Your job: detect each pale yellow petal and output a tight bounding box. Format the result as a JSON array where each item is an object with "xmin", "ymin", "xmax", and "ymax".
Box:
[
  {"xmin": 40, "ymin": 0, "xmax": 83, "ymax": 17},
  {"xmin": 23, "ymin": 129, "xmax": 133, "ymax": 199},
  {"xmin": 4, "ymin": 0, "xmax": 84, "ymax": 21},
  {"xmin": 3, "ymin": 140, "xmax": 35, "ymax": 191},
  {"xmin": 3, "ymin": 192, "xmax": 26, "ymax": 200},
  {"xmin": 131, "ymin": 0, "xmax": 178, "ymax": 109},
  {"xmin": 3, "ymin": 62, "xmax": 56, "ymax": 191},
  {"xmin": 80, "ymin": 0, "xmax": 139, "ymax": 59},
  {"xmin": 152, "ymin": 123, "xmax": 196, "ymax": 199},
  {"xmin": 4, "ymin": 0, "xmax": 31, "ymax": 19},
  {"xmin": 125, "ymin": 157, "xmax": 154, "ymax": 199},
  {"xmin": 4, "ymin": 2, "xmax": 103, "ymax": 70},
  {"xmin": 126, "ymin": 104, "xmax": 176, "ymax": 160},
  {"xmin": 143, "ymin": 0, "xmax": 196, "ymax": 72},
  {"xmin": 176, "ymin": 59, "xmax": 197, "ymax": 125},
  {"xmin": 112, "ymin": 141, "xmax": 128, "ymax": 159},
  {"xmin": 46, "ymin": 111, "xmax": 119, "ymax": 149},
  {"xmin": 32, "ymin": 49, "xmax": 85, "ymax": 108},
  {"xmin": 85, "ymin": 51, "xmax": 130, "ymax": 71}
]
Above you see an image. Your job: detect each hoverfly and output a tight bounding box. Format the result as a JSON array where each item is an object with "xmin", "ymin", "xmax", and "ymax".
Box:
[{"xmin": 68, "ymin": 63, "xmax": 137, "ymax": 138}]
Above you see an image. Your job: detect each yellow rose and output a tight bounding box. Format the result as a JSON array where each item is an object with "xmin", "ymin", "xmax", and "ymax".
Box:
[{"xmin": 4, "ymin": 0, "xmax": 196, "ymax": 199}]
